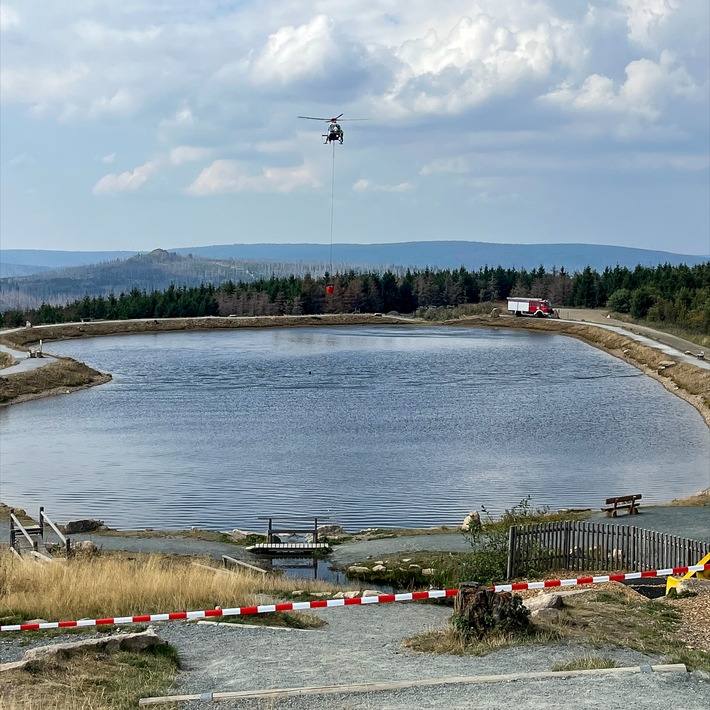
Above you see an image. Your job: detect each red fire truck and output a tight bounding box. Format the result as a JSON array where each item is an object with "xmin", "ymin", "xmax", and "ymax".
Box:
[{"xmin": 507, "ymin": 297, "xmax": 556, "ymax": 318}]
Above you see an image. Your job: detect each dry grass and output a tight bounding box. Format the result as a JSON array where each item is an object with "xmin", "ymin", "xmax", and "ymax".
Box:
[
  {"xmin": 663, "ymin": 487, "xmax": 710, "ymax": 507},
  {"xmin": 0, "ymin": 647, "xmax": 180, "ymax": 710},
  {"xmin": 0, "ymin": 352, "xmax": 14, "ymax": 368},
  {"xmin": 0, "ymin": 357, "xmax": 111, "ymax": 406},
  {"xmin": 0, "ymin": 551, "xmax": 336, "ymax": 625},
  {"xmin": 403, "ymin": 624, "xmax": 557, "ymax": 655},
  {"xmin": 551, "ymin": 655, "xmax": 618, "ymax": 671}
]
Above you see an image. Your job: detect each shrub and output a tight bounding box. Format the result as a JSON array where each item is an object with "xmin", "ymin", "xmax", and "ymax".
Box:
[{"xmin": 461, "ymin": 496, "xmax": 550, "ymax": 585}]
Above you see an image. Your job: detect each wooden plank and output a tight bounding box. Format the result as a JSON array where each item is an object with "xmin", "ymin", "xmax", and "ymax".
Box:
[
  {"xmin": 139, "ymin": 665, "xmax": 688, "ymax": 705},
  {"xmin": 247, "ymin": 543, "xmax": 330, "ymax": 554},
  {"xmin": 222, "ymin": 555, "xmax": 267, "ymax": 574}
]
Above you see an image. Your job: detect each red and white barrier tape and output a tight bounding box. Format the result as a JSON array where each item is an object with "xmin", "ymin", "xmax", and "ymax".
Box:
[{"xmin": 2, "ymin": 564, "xmax": 707, "ymax": 633}]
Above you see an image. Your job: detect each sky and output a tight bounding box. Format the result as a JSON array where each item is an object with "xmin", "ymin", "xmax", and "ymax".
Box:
[{"xmin": 1, "ymin": 0, "xmax": 709, "ymax": 256}]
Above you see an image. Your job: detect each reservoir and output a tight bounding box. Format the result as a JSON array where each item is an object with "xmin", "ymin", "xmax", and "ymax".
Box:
[{"xmin": 1, "ymin": 326, "xmax": 708, "ymax": 531}]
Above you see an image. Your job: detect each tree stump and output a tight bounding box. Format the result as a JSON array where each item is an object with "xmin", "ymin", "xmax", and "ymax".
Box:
[{"xmin": 452, "ymin": 582, "xmax": 530, "ymax": 639}]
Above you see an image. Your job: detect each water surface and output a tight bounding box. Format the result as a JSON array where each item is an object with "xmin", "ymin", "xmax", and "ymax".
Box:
[{"xmin": 1, "ymin": 326, "xmax": 707, "ymax": 531}]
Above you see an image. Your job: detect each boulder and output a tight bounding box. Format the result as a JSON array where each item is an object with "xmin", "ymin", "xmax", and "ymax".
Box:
[
  {"xmin": 63, "ymin": 519, "xmax": 105, "ymax": 534},
  {"xmin": 0, "ymin": 630, "xmax": 165, "ymax": 673},
  {"xmin": 677, "ymin": 579, "xmax": 710, "ymax": 594},
  {"xmin": 461, "ymin": 511, "xmax": 482, "ymax": 531},
  {"xmin": 73, "ymin": 540, "xmax": 98, "ymax": 554},
  {"xmin": 362, "ymin": 589, "xmax": 383, "ymax": 597},
  {"xmin": 317, "ymin": 524, "xmax": 346, "ymax": 538},
  {"xmin": 531, "ymin": 608, "xmax": 564, "ymax": 624},
  {"xmin": 422, "ymin": 568, "xmax": 435, "ymax": 576},
  {"xmin": 372, "ymin": 564, "xmax": 387, "ymax": 572},
  {"xmin": 523, "ymin": 593, "xmax": 564, "ymax": 612},
  {"xmin": 347, "ymin": 566, "xmax": 370, "ymax": 575}
]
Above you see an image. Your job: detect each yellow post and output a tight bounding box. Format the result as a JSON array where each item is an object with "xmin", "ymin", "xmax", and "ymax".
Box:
[{"xmin": 666, "ymin": 552, "xmax": 710, "ymax": 595}]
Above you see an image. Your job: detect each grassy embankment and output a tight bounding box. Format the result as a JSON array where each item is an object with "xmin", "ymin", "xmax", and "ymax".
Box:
[
  {"xmin": 0, "ymin": 358, "xmax": 111, "ymax": 406},
  {"xmin": 0, "ymin": 644, "xmax": 181, "ymax": 710}
]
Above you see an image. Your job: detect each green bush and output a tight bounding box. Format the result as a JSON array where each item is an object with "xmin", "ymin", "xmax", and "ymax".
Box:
[
  {"xmin": 462, "ymin": 496, "xmax": 550, "ymax": 585},
  {"xmin": 607, "ymin": 288, "xmax": 632, "ymax": 314}
]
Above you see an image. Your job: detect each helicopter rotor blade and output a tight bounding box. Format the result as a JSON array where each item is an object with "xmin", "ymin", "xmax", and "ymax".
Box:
[{"xmin": 298, "ymin": 115, "xmax": 331, "ymax": 121}]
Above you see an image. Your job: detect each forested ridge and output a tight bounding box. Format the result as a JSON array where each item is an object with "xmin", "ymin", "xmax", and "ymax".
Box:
[{"xmin": 1, "ymin": 262, "xmax": 708, "ymax": 335}]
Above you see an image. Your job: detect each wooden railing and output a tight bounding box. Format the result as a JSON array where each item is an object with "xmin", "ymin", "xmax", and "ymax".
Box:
[
  {"xmin": 506, "ymin": 520, "xmax": 709, "ymax": 580},
  {"xmin": 9, "ymin": 506, "xmax": 71, "ymax": 559},
  {"xmin": 257, "ymin": 516, "xmax": 332, "ymax": 544}
]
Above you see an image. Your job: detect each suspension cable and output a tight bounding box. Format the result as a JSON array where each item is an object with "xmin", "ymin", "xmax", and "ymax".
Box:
[{"xmin": 329, "ymin": 140, "xmax": 336, "ymax": 278}]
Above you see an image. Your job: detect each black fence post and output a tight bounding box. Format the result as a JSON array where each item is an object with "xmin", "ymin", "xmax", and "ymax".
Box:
[{"xmin": 506, "ymin": 526, "xmax": 517, "ymax": 580}]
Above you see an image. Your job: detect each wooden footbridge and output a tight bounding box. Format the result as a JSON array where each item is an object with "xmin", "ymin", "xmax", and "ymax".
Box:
[{"xmin": 246, "ymin": 516, "xmax": 332, "ymax": 555}]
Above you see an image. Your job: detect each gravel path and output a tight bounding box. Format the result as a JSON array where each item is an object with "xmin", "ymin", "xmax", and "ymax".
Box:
[{"xmin": 158, "ymin": 605, "xmax": 710, "ymax": 708}]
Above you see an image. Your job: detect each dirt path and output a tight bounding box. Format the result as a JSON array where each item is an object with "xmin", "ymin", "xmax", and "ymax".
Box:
[{"xmin": 560, "ymin": 308, "xmax": 708, "ymax": 367}]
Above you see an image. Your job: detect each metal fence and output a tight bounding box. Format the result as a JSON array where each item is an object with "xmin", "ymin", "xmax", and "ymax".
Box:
[{"xmin": 506, "ymin": 520, "xmax": 709, "ymax": 580}]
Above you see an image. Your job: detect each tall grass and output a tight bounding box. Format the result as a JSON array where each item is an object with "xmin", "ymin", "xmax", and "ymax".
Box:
[{"xmin": 0, "ymin": 552, "xmax": 335, "ymax": 623}]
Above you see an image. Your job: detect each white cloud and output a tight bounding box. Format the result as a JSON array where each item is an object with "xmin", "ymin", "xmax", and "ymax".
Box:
[
  {"xmin": 0, "ymin": 4, "xmax": 20, "ymax": 30},
  {"xmin": 420, "ymin": 157, "xmax": 470, "ymax": 175},
  {"xmin": 186, "ymin": 159, "xmax": 321, "ymax": 195},
  {"xmin": 618, "ymin": 0, "xmax": 679, "ymax": 46},
  {"xmin": 377, "ymin": 11, "xmax": 580, "ymax": 118},
  {"xmin": 93, "ymin": 160, "xmax": 159, "ymax": 195},
  {"xmin": 169, "ymin": 146, "xmax": 211, "ymax": 165},
  {"xmin": 101, "ymin": 152, "xmax": 116, "ymax": 164},
  {"xmin": 249, "ymin": 14, "xmax": 337, "ymax": 84},
  {"xmin": 352, "ymin": 179, "xmax": 415, "ymax": 192},
  {"xmin": 541, "ymin": 51, "xmax": 701, "ymax": 134}
]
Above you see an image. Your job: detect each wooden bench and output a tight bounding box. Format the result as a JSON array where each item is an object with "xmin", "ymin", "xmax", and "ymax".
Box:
[{"xmin": 602, "ymin": 494, "xmax": 642, "ymax": 517}]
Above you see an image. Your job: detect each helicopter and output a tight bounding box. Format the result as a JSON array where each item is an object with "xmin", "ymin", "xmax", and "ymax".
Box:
[{"xmin": 298, "ymin": 113, "xmax": 367, "ymax": 144}]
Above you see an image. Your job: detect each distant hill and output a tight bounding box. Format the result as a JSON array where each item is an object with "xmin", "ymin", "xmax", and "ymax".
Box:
[
  {"xmin": 0, "ymin": 262, "xmax": 53, "ymax": 278},
  {"xmin": 1, "ymin": 241, "xmax": 707, "ymax": 310},
  {"xmin": 173, "ymin": 241, "xmax": 708, "ymax": 273},
  {"xmin": 2, "ymin": 241, "xmax": 706, "ymax": 279},
  {"xmin": 0, "ymin": 249, "xmax": 364, "ymax": 310}
]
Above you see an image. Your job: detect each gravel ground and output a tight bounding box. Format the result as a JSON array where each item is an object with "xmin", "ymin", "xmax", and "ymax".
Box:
[
  {"xmin": 3, "ymin": 602, "xmax": 710, "ymax": 708},
  {"xmin": 588, "ymin": 506, "xmax": 710, "ymax": 544},
  {"xmin": 3, "ymin": 506, "xmax": 709, "ymax": 708},
  {"xmin": 158, "ymin": 604, "xmax": 710, "ymax": 708}
]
